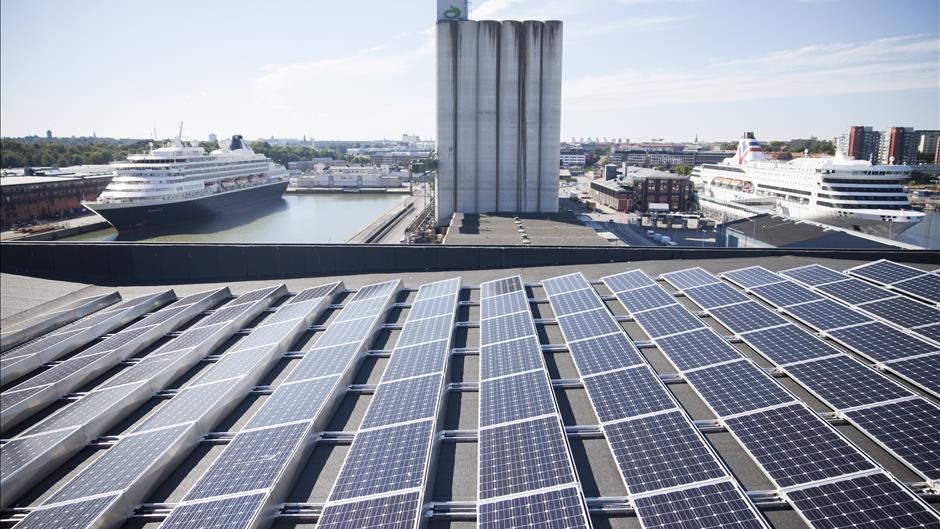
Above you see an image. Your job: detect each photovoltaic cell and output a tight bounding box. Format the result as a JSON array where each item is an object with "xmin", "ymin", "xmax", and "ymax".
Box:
[
  {"xmin": 480, "ymin": 291, "xmax": 530, "ymax": 318},
  {"xmin": 749, "ymin": 281, "xmax": 824, "ymax": 307},
  {"xmin": 740, "ymin": 324, "xmax": 839, "ymax": 366},
  {"xmin": 894, "ymin": 273, "xmax": 940, "ymax": 304},
  {"xmin": 98, "ymin": 354, "xmax": 181, "ymax": 389},
  {"xmin": 329, "ymin": 419, "xmax": 432, "ymax": 501},
  {"xmin": 360, "ymin": 373, "xmax": 442, "ymax": 429},
  {"xmin": 782, "ymin": 265, "xmax": 847, "ymax": 286},
  {"xmin": 415, "ymin": 277, "xmax": 460, "ymax": 300},
  {"xmin": 815, "ymin": 279, "xmax": 894, "ymax": 305},
  {"xmin": 396, "ymin": 314, "xmax": 453, "ymax": 347},
  {"xmin": 786, "ymin": 473, "xmax": 940, "ymax": 529},
  {"xmin": 541, "ymin": 274, "xmax": 588, "ymax": 296},
  {"xmin": 478, "ymin": 486, "xmax": 589, "ymax": 529},
  {"xmin": 481, "ymin": 311, "xmax": 535, "ymax": 344},
  {"xmin": 615, "ymin": 285, "xmax": 678, "ymax": 313},
  {"xmin": 603, "ymin": 270, "xmax": 656, "ymax": 293},
  {"xmin": 382, "ymin": 340, "xmax": 449, "ymax": 381},
  {"xmin": 682, "ymin": 282, "xmax": 750, "ymax": 309},
  {"xmin": 709, "ymin": 302, "xmax": 788, "ymax": 333},
  {"xmin": 784, "ymin": 299, "xmax": 871, "ymax": 331},
  {"xmin": 632, "ymin": 480, "xmax": 766, "ymax": 529},
  {"xmin": 683, "ymin": 360, "xmax": 794, "ymax": 417},
  {"xmin": 583, "ymin": 367, "xmax": 676, "ymax": 423},
  {"xmin": 335, "ymin": 296, "xmax": 390, "ymax": 322},
  {"xmin": 479, "ymin": 370, "xmax": 555, "ymax": 427},
  {"xmin": 190, "ymin": 347, "xmax": 268, "ymax": 385},
  {"xmin": 286, "ymin": 343, "xmax": 360, "ymax": 382},
  {"xmin": 849, "ymin": 260, "xmax": 924, "ymax": 284},
  {"xmin": 566, "ymin": 332, "xmax": 645, "ymax": 375},
  {"xmin": 655, "ymin": 328, "xmax": 741, "ymax": 371},
  {"xmin": 888, "ymin": 355, "xmax": 940, "ymax": 396},
  {"xmin": 481, "ymin": 276, "xmax": 524, "ymax": 298},
  {"xmin": 133, "ymin": 380, "xmax": 237, "ymax": 432},
  {"xmin": 14, "ymin": 494, "xmax": 120, "ymax": 529},
  {"xmin": 784, "ymin": 355, "xmax": 913, "ymax": 410},
  {"xmin": 25, "ymin": 382, "xmax": 142, "ymax": 436},
  {"xmin": 288, "ymin": 283, "xmax": 338, "ymax": 304},
  {"xmin": 408, "ymin": 294, "xmax": 458, "ymax": 321},
  {"xmin": 662, "ymin": 268, "xmax": 720, "ymax": 290},
  {"xmin": 722, "ymin": 266, "xmax": 782, "ymax": 288},
  {"xmin": 318, "ymin": 491, "xmax": 422, "ymax": 529},
  {"xmin": 230, "ymin": 286, "xmax": 282, "ymax": 305},
  {"xmin": 479, "ymin": 416, "xmax": 576, "ymax": 499},
  {"xmin": 185, "ymin": 422, "xmax": 308, "ymax": 500},
  {"xmin": 314, "ymin": 317, "xmax": 378, "ymax": 348},
  {"xmin": 725, "ymin": 404, "xmax": 875, "ymax": 488},
  {"xmin": 479, "ymin": 336, "xmax": 545, "ymax": 380},
  {"xmin": 349, "ymin": 280, "xmax": 398, "ymax": 302},
  {"xmin": 914, "ymin": 323, "xmax": 940, "ymax": 344},
  {"xmin": 1, "ymin": 429, "xmax": 74, "ymax": 480},
  {"xmin": 828, "ymin": 322, "xmax": 938, "ymax": 363},
  {"xmin": 231, "ymin": 320, "xmax": 299, "ymax": 351},
  {"xmin": 557, "ymin": 307, "xmax": 623, "ymax": 342},
  {"xmin": 158, "ymin": 322, "xmax": 227, "ymax": 353},
  {"xmin": 605, "ymin": 410, "xmax": 726, "ymax": 494},
  {"xmin": 862, "ymin": 297, "xmax": 940, "ymax": 328},
  {"xmin": 244, "ymin": 377, "xmax": 337, "ymax": 430},
  {"xmin": 197, "ymin": 304, "xmax": 254, "ymax": 327},
  {"xmin": 160, "ymin": 492, "xmax": 266, "ymax": 529},
  {"xmin": 549, "ymin": 288, "xmax": 602, "ymax": 316},
  {"xmin": 632, "ymin": 304, "xmax": 706, "ymax": 338},
  {"xmin": 845, "ymin": 399, "xmax": 940, "ymax": 481}
]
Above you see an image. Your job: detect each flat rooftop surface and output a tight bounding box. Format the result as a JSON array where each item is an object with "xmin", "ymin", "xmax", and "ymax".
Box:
[{"xmin": 444, "ymin": 212, "xmax": 608, "ymax": 246}]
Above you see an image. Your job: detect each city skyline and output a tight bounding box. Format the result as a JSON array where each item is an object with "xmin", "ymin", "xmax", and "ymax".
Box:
[{"xmin": 1, "ymin": 0, "xmax": 938, "ymax": 142}]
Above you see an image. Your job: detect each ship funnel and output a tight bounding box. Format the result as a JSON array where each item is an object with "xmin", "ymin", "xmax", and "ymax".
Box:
[
  {"xmin": 734, "ymin": 133, "xmax": 766, "ymax": 165},
  {"xmin": 230, "ymin": 135, "xmax": 243, "ymax": 150}
]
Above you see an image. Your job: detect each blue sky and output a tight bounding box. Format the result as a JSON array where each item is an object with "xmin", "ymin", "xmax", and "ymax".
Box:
[{"xmin": 1, "ymin": 0, "xmax": 937, "ymax": 142}]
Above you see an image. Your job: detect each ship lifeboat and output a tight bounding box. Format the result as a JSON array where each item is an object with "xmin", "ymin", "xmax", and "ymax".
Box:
[{"xmin": 221, "ymin": 179, "xmax": 236, "ymax": 189}]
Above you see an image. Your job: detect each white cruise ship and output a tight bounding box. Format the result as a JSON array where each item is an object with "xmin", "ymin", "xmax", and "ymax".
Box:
[
  {"xmin": 696, "ymin": 133, "xmax": 924, "ymax": 238},
  {"xmin": 84, "ymin": 130, "xmax": 289, "ymax": 232}
]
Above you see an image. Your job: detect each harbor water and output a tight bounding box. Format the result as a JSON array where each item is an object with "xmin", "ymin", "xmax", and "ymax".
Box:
[{"xmin": 63, "ymin": 193, "xmax": 406, "ymax": 243}]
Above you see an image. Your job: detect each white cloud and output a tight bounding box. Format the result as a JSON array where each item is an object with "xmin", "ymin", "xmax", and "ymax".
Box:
[
  {"xmin": 568, "ymin": 15, "xmax": 692, "ymax": 38},
  {"xmin": 564, "ymin": 34, "xmax": 940, "ymax": 109}
]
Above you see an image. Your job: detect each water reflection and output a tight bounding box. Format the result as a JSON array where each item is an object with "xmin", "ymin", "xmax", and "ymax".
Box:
[{"xmin": 112, "ymin": 198, "xmax": 290, "ymax": 241}]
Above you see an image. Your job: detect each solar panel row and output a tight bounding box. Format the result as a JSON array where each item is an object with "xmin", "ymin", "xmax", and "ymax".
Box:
[
  {"xmin": 317, "ymin": 278, "xmax": 456, "ymax": 529},
  {"xmin": 478, "ymin": 275, "xmax": 592, "ymax": 529},
  {"xmin": 1, "ymin": 288, "xmax": 226, "ymax": 432},
  {"xmin": 1, "ymin": 285, "xmax": 292, "ymax": 513},
  {"xmin": 550, "ymin": 272, "xmax": 767, "ymax": 529},
  {"xmin": 847, "ymin": 260, "xmax": 940, "ymax": 306},
  {"xmin": 1, "ymin": 292, "xmax": 122, "ymax": 354},
  {"xmin": 684, "ymin": 267, "xmax": 940, "ymax": 487},
  {"xmin": 160, "ymin": 281, "xmax": 397, "ymax": 529},
  {"xmin": 615, "ymin": 269, "xmax": 940, "ymax": 527}
]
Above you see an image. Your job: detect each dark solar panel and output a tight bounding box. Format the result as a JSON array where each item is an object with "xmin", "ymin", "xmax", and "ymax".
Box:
[
  {"xmin": 481, "ymin": 276, "xmax": 524, "ymax": 298},
  {"xmin": 549, "ymin": 288, "xmax": 600, "ymax": 316},
  {"xmin": 360, "ymin": 373, "xmax": 442, "ymax": 429},
  {"xmin": 557, "ymin": 307, "xmax": 623, "ymax": 342},
  {"xmin": 662, "ymin": 268, "xmax": 720, "ymax": 290},
  {"xmin": 682, "ymin": 282, "xmax": 750, "ymax": 309},
  {"xmin": 632, "ymin": 304, "xmax": 707, "ymax": 339},
  {"xmin": 709, "ymin": 301, "xmax": 788, "ymax": 333},
  {"xmin": 479, "ymin": 336, "xmax": 545, "ymax": 380},
  {"xmin": 684, "ymin": 360, "xmax": 795, "ymax": 417},
  {"xmin": 888, "ymin": 355, "xmax": 940, "ymax": 396},
  {"xmin": 815, "ymin": 278, "xmax": 894, "ymax": 305},
  {"xmin": 849, "ymin": 260, "xmax": 924, "ymax": 285},
  {"xmin": 655, "ymin": 328, "xmax": 743, "ymax": 371},
  {"xmin": 480, "ymin": 290, "xmax": 530, "ymax": 318},
  {"xmin": 583, "ymin": 366, "xmax": 676, "ymax": 423},
  {"xmin": 14, "ymin": 494, "xmax": 119, "ymax": 529},
  {"xmin": 722, "ymin": 266, "xmax": 782, "ymax": 288},
  {"xmin": 750, "ymin": 281, "xmax": 824, "ymax": 307},
  {"xmin": 244, "ymin": 377, "xmax": 337, "ymax": 429},
  {"xmin": 481, "ymin": 311, "xmax": 535, "ymax": 344},
  {"xmin": 480, "ymin": 370, "xmax": 556, "ymax": 427},
  {"xmin": 785, "ymin": 299, "xmax": 871, "ymax": 331},
  {"xmin": 845, "ymin": 399, "xmax": 940, "ymax": 481},
  {"xmin": 603, "ymin": 270, "xmax": 656, "ymax": 293},
  {"xmin": 160, "ymin": 492, "xmax": 266, "ymax": 529},
  {"xmin": 318, "ymin": 490, "xmax": 421, "ymax": 529},
  {"xmin": 478, "ymin": 486, "xmax": 590, "ymax": 529},
  {"xmin": 828, "ymin": 322, "xmax": 938, "ymax": 363},
  {"xmin": 632, "ymin": 480, "xmax": 766, "ymax": 529},
  {"xmin": 740, "ymin": 324, "xmax": 840, "ymax": 366},
  {"xmin": 286, "ymin": 343, "xmax": 360, "ymax": 382},
  {"xmin": 894, "ymin": 273, "xmax": 940, "ymax": 304},
  {"xmin": 615, "ymin": 285, "xmax": 677, "ymax": 313},
  {"xmin": 382, "ymin": 340, "xmax": 449, "ymax": 381},
  {"xmin": 782, "ymin": 264, "xmax": 849, "ymax": 286},
  {"xmin": 862, "ymin": 297, "xmax": 940, "ymax": 328},
  {"xmin": 785, "ymin": 355, "xmax": 913, "ymax": 410},
  {"xmin": 566, "ymin": 332, "xmax": 645, "ymax": 375},
  {"xmin": 541, "ymin": 274, "xmax": 589, "ymax": 297}
]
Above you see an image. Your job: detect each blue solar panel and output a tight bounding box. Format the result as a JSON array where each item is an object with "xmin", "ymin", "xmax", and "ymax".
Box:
[
  {"xmin": 478, "ymin": 486, "xmax": 590, "ymax": 529},
  {"xmin": 481, "ymin": 311, "xmax": 535, "ymax": 344},
  {"xmin": 541, "ymin": 274, "xmax": 588, "ymax": 297},
  {"xmin": 750, "ymin": 281, "xmax": 824, "ymax": 307},
  {"xmin": 894, "ymin": 273, "xmax": 940, "ymax": 304},
  {"xmin": 244, "ymin": 377, "xmax": 337, "ymax": 429},
  {"xmin": 381, "ymin": 340, "xmax": 449, "ymax": 381},
  {"xmin": 862, "ymin": 297, "xmax": 940, "ymax": 328},
  {"xmin": 782, "ymin": 265, "xmax": 847, "ymax": 286},
  {"xmin": 632, "ymin": 480, "xmax": 766, "ymax": 529},
  {"xmin": 615, "ymin": 286, "xmax": 677, "ymax": 313},
  {"xmin": 784, "ymin": 355, "xmax": 913, "ymax": 410},
  {"xmin": 683, "ymin": 360, "xmax": 794, "ymax": 417},
  {"xmin": 566, "ymin": 332, "xmax": 645, "ymax": 375},
  {"xmin": 318, "ymin": 490, "xmax": 422, "ymax": 529},
  {"xmin": 888, "ymin": 355, "xmax": 940, "ymax": 396},
  {"xmin": 480, "ymin": 291, "xmax": 530, "ymax": 318},
  {"xmin": 285, "ymin": 343, "xmax": 360, "ymax": 382},
  {"xmin": 360, "ymin": 373, "xmax": 442, "ymax": 429},
  {"xmin": 740, "ymin": 324, "xmax": 840, "ymax": 366},
  {"xmin": 849, "ymin": 260, "xmax": 924, "ymax": 285},
  {"xmin": 682, "ymin": 282, "xmax": 750, "ymax": 309},
  {"xmin": 784, "ymin": 299, "xmax": 873, "ymax": 331},
  {"xmin": 709, "ymin": 302, "xmax": 788, "ymax": 333},
  {"xmin": 815, "ymin": 278, "xmax": 894, "ymax": 305},
  {"xmin": 845, "ymin": 399, "xmax": 940, "ymax": 481},
  {"xmin": 583, "ymin": 366, "xmax": 676, "ymax": 423},
  {"xmin": 549, "ymin": 288, "xmax": 600, "ymax": 316},
  {"xmin": 480, "ymin": 370, "xmax": 556, "ymax": 427},
  {"xmin": 828, "ymin": 322, "xmax": 938, "ymax": 363},
  {"xmin": 662, "ymin": 268, "xmax": 720, "ymax": 290},
  {"xmin": 481, "ymin": 277, "xmax": 524, "ymax": 298},
  {"xmin": 655, "ymin": 328, "xmax": 742, "ymax": 371},
  {"xmin": 556, "ymin": 307, "xmax": 623, "ymax": 341},
  {"xmin": 603, "ymin": 270, "xmax": 657, "ymax": 293},
  {"xmin": 605, "ymin": 410, "xmax": 726, "ymax": 494},
  {"xmin": 13, "ymin": 494, "xmax": 120, "ymax": 529},
  {"xmin": 632, "ymin": 304, "xmax": 707, "ymax": 338},
  {"xmin": 479, "ymin": 336, "xmax": 545, "ymax": 380},
  {"xmin": 722, "ymin": 266, "xmax": 782, "ymax": 288},
  {"xmin": 161, "ymin": 492, "xmax": 266, "ymax": 529}
]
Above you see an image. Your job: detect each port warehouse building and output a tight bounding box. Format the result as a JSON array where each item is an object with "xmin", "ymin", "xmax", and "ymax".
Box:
[
  {"xmin": 1, "ymin": 242, "xmax": 939, "ymax": 529},
  {"xmin": 589, "ymin": 168, "xmax": 695, "ymax": 212},
  {"xmin": 0, "ymin": 173, "xmax": 113, "ymax": 226}
]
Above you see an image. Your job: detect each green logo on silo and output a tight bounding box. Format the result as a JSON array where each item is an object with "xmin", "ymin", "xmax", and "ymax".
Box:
[{"xmin": 443, "ymin": 5, "xmax": 461, "ymax": 19}]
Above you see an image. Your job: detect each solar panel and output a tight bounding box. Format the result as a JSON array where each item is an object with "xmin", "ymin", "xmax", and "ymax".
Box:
[
  {"xmin": 360, "ymin": 373, "xmax": 443, "ymax": 429},
  {"xmin": 229, "ymin": 285, "xmax": 284, "ymax": 305},
  {"xmin": 98, "ymin": 354, "xmax": 182, "ymax": 389},
  {"xmin": 632, "ymin": 304, "xmax": 707, "ymax": 338},
  {"xmin": 605, "ymin": 410, "xmax": 726, "ymax": 494},
  {"xmin": 479, "ymin": 415, "xmax": 576, "ymax": 499},
  {"xmin": 184, "ymin": 422, "xmax": 308, "ymax": 500},
  {"xmin": 781, "ymin": 264, "xmax": 848, "ymax": 286},
  {"xmin": 478, "ymin": 486, "xmax": 590, "ymax": 529},
  {"xmin": 602, "ymin": 269, "xmax": 657, "ymax": 293},
  {"xmin": 408, "ymin": 293, "xmax": 459, "ymax": 321},
  {"xmin": 48, "ymin": 424, "xmax": 189, "ymax": 502},
  {"xmin": 9, "ymin": 351, "xmax": 108, "ymax": 390},
  {"xmin": 285, "ymin": 343, "xmax": 360, "ymax": 382},
  {"xmin": 722, "ymin": 266, "xmax": 783, "ymax": 288},
  {"xmin": 888, "ymin": 355, "xmax": 940, "ymax": 396},
  {"xmin": 13, "ymin": 494, "xmax": 120, "ymax": 529},
  {"xmin": 556, "ymin": 307, "xmax": 623, "ymax": 341},
  {"xmin": 566, "ymin": 332, "xmax": 645, "ymax": 375},
  {"xmin": 661, "ymin": 268, "xmax": 720, "ymax": 290},
  {"xmin": 541, "ymin": 274, "xmax": 589, "ymax": 296},
  {"xmin": 845, "ymin": 399, "xmax": 940, "ymax": 481},
  {"xmin": 381, "ymin": 340, "xmax": 449, "ymax": 381},
  {"xmin": 396, "ymin": 313, "xmax": 453, "ymax": 347},
  {"xmin": 893, "ymin": 273, "xmax": 940, "ymax": 304},
  {"xmin": 481, "ymin": 276, "xmax": 524, "ymax": 298},
  {"xmin": 708, "ymin": 301, "xmax": 788, "ymax": 333},
  {"xmin": 231, "ymin": 320, "xmax": 301, "ymax": 352},
  {"xmin": 480, "ymin": 311, "xmax": 535, "ymax": 344},
  {"xmin": 288, "ymin": 282, "xmax": 340, "ymax": 304},
  {"xmin": 615, "ymin": 285, "xmax": 678, "ymax": 313},
  {"xmin": 318, "ymin": 490, "xmax": 422, "ymax": 529},
  {"xmin": 750, "ymin": 281, "xmax": 824, "ymax": 307},
  {"xmin": 784, "ymin": 299, "xmax": 871, "ymax": 331},
  {"xmin": 1, "ymin": 428, "xmax": 74, "ymax": 481},
  {"xmin": 815, "ymin": 278, "xmax": 894, "ymax": 305},
  {"xmin": 190, "ymin": 347, "xmax": 269, "ymax": 386},
  {"xmin": 655, "ymin": 328, "xmax": 742, "ymax": 371},
  {"xmin": 683, "ymin": 360, "xmax": 795, "ymax": 418},
  {"xmin": 197, "ymin": 303, "xmax": 255, "ymax": 327},
  {"xmin": 245, "ymin": 377, "xmax": 337, "ymax": 430},
  {"xmin": 549, "ymin": 288, "xmax": 603, "ymax": 316},
  {"xmin": 479, "ymin": 336, "xmax": 545, "ymax": 380},
  {"xmin": 335, "ymin": 296, "xmax": 391, "ymax": 322},
  {"xmin": 682, "ymin": 282, "xmax": 750, "ymax": 309},
  {"xmin": 25, "ymin": 382, "xmax": 143, "ymax": 436},
  {"xmin": 415, "ymin": 277, "xmax": 461, "ymax": 300},
  {"xmin": 161, "ymin": 492, "xmax": 266, "ymax": 529},
  {"xmin": 263, "ymin": 299, "xmax": 322, "ymax": 325},
  {"xmin": 915, "ymin": 323, "xmax": 940, "ymax": 344},
  {"xmin": 739, "ymin": 325, "xmax": 840, "ymax": 366},
  {"xmin": 725, "ymin": 404, "xmax": 875, "ymax": 488},
  {"xmin": 349, "ymin": 280, "xmax": 399, "ymax": 302},
  {"xmin": 862, "ymin": 296, "xmax": 940, "ymax": 328},
  {"xmin": 632, "ymin": 480, "xmax": 767, "ymax": 529},
  {"xmin": 329, "ymin": 419, "xmax": 433, "ymax": 501},
  {"xmin": 785, "ymin": 473, "xmax": 940, "ymax": 529},
  {"xmin": 133, "ymin": 380, "xmax": 239, "ymax": 432},
  {"xmin": 784, "ymin": 355, "xmax": 913, "ymax": 410},
  {"xmin": 313, "ymin": 317, "xmax": 379, "ymax": 348},
  {"xmin": 828, "ymin": 322, "xmax": 938, "ymax": 363},
  {"xmin": 583, "ymin": 366, "xmax": 676, "ymax": 423},
  {"xmin": 848, "ymin": 260, "xmax": 924, "ymax": 285},
  {"xmin": 480, "ymin": 370, "xmax": 556, "ymax": 427},
  {"xmin": 157, "ymin": 322, "xmax": 228, "ymax": 353},
  {"xmin": 480, "ymin": 290, "xmax": 530, "ymax": 317}
]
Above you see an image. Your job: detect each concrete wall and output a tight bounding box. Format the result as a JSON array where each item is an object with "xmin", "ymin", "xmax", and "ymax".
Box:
[
  {"xmin": 3, "ymin": 242, "xmax": 936, "ymax": 285},
  {"xmin": 436, "ymin": 19, "xmax": 563, "ymax": 222}
]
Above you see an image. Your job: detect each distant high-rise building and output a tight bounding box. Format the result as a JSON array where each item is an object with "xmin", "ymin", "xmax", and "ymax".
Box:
[
  {"xmin": 878, "ymin": 127, "xmax": 917, "ymax": 165},
  {"xmin": 837, "ymin": 126, "xmax": 880, "ymax": 162},
  {"xmin": 915, "ymin": 130, "xmax": 940, "ymax": 162},
  {"xmin": 45, "ymin": 130, "xmax": 52, "ymax": 139},
  {"xmin": 435, "ymin": 0, "xmax": 563, "ymax": 223},
  {"xmin": 208, "ymin": 133, "xmax": 217, "ymax": 142}
]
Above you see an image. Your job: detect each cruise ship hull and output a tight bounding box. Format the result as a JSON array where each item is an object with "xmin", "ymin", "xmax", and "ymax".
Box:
[{"xmin": 85, "ymin": 181, "xmax": 289, "ymax": 232}]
